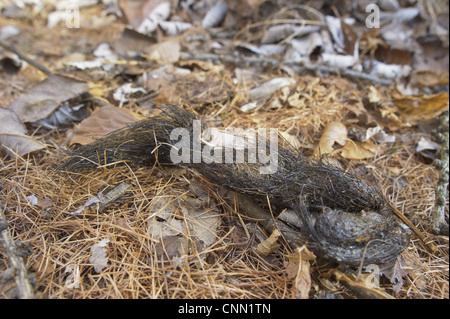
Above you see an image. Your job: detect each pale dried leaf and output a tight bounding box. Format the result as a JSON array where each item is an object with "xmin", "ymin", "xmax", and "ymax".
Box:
[
  {"xmin": 411, "ymin": 70, "xmax": 449, "ymax": 87},
  {"xmin": 261, "ymin": 24, "xmax": 320, "ymax": 44},
  {"xmin": 367, "ymin": 85, "xmax": 383, "ymax": 103},
  {"xmin": 416, "ymin": 136, "xmax": 440, "ymax": 153},
  {"xmin": 248, "ymin": 77, "xmax": 295, "ymax": 100},
  {"xmin": 113, "ymin": 83, "xmax": 146, "ymax": 103},
  {"xmin": 371, "ymin": 61, "xmax": 412, "ymax": 79},
  {"xmin": 148, "ymin": 196, "xmax": 183, "ymax": 238},
  {"xmin": 322, "ymin": 53, "xmax": 358, "ymax": 69},
  {"xmin": 147, "ymin": 40, "xmax": 180, "ymax": 64},
  {"xmin": 89, "ymin": 238, "xmax": 110, "ymax": 273},
  {"xmin": 0, "ymin": 107, "xmax": 46, "ymax": 157},
  {"xmin": 179, "ymin": 196, "xmax": 220, "ymax": 247}
]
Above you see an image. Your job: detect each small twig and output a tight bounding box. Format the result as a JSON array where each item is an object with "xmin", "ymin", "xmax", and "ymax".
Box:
[
  {"xmin": 0, "ymin": 39, "xmax": 52, "ymax": 75},
  {"xmin": 388, "ymin": 201, "xmax": 438, "ymax": 254},
  {"xmin": 179, "ymin": 51, "xmax": 393, "ymax": 85},
  {"xmin": 431, "ymin": 110, "xmax": 449, "ymax": 236}
]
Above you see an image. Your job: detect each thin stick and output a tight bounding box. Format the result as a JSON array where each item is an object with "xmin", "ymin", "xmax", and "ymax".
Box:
[
  {"xmin": 0, "ymin": 39, "xmax": 52, "ymax": 75},
  {"xmin": 388, "ymin": 201, "xmax": 438, "ymax": 254},
  {"xmin": 179, "ymin": 51, "xmax": 393, "ymax": 85}
]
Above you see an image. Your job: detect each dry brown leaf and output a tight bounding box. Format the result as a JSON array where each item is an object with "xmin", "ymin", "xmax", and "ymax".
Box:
[
  {"xmin": 314, "ymin": 122, "xmax": 347, "ymax": 157},
  {"xmin": 0, "ymin": 107, "xmax": 46, "ymax": 157},
  {"xmin": 391, "ymin": 86, "xmax": 449, "ymax": 123},
  {"xmin": 341, "ymin": 140, "xmax": 379, "ymax": 160},
  {"xmin": 9, "ymin": 74, "xmax": 89, "ymax": 123},
  {"xmin": 154, "ymin": 235, "xmax": 188, "ymax": 263},
  {"xmin": 252, "ymin": 229, "xmax": 281, "ymax": 256},
  {"xmin": 69, "ymin": 106, "xmax": 139, "ymax": 145}
]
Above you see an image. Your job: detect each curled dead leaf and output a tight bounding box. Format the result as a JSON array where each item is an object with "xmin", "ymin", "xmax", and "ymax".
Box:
[
  {"xmin": 252, "ymin": 229, "xmax": 281, "ymax": 256},
  {"xmin": 314, "ymin": 122, "xmax": 347, "ymax": 157},
  {"xmin": 340, "ymin": 140, "xmax": 379, "ymax": 160}
]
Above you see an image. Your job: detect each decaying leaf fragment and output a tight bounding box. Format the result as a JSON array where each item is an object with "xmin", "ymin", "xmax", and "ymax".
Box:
[
  {"xmin": 285, "ymin": 246, "xmax": 316, "ymax": 299},
  {"xmin": 0, "ymin": 107, "xmax": 46, "ymax": 157},
  {"xmin": 241, "ymin": 77, "xmax": 295, "ymax": 112},
  {"xmin": 89, "ymin": 237, "xmax": 110, "ymax": 273},
  {"xmin": 252, "ymin": 229, "xmax": 281, "ymax": 256},
  {"xmin": 410, "ymin": 70, "xmax": 449, "ymax": 87}
]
